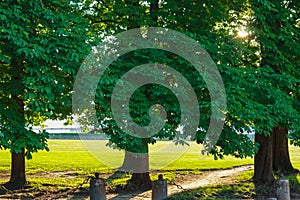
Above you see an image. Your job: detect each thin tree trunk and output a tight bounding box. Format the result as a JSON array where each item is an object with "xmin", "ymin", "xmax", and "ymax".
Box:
[
  {"xmin": 253, "ymin": 132, "xmax": 274, "ymax": 185},
  {"xmin": 272, "ymin": 126, "xmax": 296, "ymax": 174}
]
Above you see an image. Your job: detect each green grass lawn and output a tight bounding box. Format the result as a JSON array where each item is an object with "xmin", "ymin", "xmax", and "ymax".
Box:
[
  {"xmin": 0, "ymin": 140, "xmax": 255, "ymax": 175},
  {"xmin": 1, "ymin": 139, "xmax": 300, "ymax": 174}
]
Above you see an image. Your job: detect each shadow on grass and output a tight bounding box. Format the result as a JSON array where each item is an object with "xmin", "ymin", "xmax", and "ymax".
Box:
[{"xmin": 105, "ymin": 171, "xmax": 151, "ymax": 200}]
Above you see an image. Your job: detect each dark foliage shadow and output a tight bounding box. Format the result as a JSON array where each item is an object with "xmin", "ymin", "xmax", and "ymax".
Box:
[
  {"xmin": 286, "ymin": 173, "xmax": 300, "ymax": 199},
  {"xmin": 254, "ymin": 182, "xmax": 275, "ymax": 199},
  {"xmin": 272, "ymin": 169, "xmax": 300, "ymax": 199}
]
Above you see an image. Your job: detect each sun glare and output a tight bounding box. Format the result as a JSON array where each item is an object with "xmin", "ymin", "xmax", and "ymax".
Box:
[{"xmin": 237, "ymin": 29, "xmax": 248, "ymax": 38}]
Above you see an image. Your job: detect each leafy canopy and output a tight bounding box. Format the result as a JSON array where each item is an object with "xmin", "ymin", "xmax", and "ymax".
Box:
[{"xmin": 0, "ymin": 0, "xmax": 91, "ymax": 158}]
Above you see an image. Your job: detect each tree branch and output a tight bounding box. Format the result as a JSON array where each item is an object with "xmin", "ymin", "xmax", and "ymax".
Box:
[{"xmin": 39, "ymin": 0, "xmax": 44, "ymax": 9}]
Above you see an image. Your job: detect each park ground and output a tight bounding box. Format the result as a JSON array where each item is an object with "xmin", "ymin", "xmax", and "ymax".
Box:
[{"xmin": 0, "ymin": 140, "xmax": 299, "ymax": 199}]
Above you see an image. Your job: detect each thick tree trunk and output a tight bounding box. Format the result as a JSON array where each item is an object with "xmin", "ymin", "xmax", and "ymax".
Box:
[
  {"xmin": 120, "ymin": 151, "xmax": 149, "ymax": 173},
  {"xmin": 253, "ymin": 132, "xmax": 274, "ymax": 184},
  {"xmin": 130, "ymin": 172, "xmax": 151, "ymax": 189},
  {"xmin": 120, "ymin": 144, "xmax": 152, "ymax": 189},
  {"xmin": 272, "ymin": 126, "xmax": 296, "ymax": 174},
  {"xmin": 4, "ymin": 149, "xmax": 26, "ymax": 189}
]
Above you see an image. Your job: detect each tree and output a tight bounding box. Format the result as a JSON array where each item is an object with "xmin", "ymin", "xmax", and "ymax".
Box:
[
  {"xmin": 168, "ymin": 0, "xmax": 300, "ymax": 185},
  {"xmin": 80, "ymin": 0, "xmax": 299, "ymax": 189},
  {"xmin": 249, "ymin": 0, "xmax": 300, "ymax": 184},
  {"xmin": 78, "ymin": 0, "xmax": 257, "ymax": 188},
  {"xmin": 197, "ymin": 0, "xmax": 300, "ymax": 185},
  {"xmin": 0, "ymin": 0, "xmax": 91, "ymax": 189},
  {"xmin": 80, "ymin": 0, "xmax": 160, "ymax": 188}
]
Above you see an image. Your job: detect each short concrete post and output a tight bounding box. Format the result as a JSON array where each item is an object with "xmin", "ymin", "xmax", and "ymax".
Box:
[
  {"xmin": 90, "ymin": 172, "xmax": 106, "ymax": 200},
  {"xmin": 276, "ymin": 179, "xmax": 290, "ymax": 200},
  {"xmin": 152, "ymin": 174, "xmax": 167, "ymax": 200}
]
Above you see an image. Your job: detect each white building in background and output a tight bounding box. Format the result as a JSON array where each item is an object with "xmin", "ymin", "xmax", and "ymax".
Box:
[{"xmin": 32, "ymin": 120, "xmax": 82, "ymax": 133}]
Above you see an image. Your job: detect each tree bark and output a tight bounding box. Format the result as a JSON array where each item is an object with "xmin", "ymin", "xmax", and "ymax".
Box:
[
  {"xmin": 4, "ymin": 149, "xmax": 26, "ymax": 189},
  {"xmin": 253, "ymin": 132, "xmax": 275, "ymax": 184},
  {"xmin": 120, "ymin": 144, "xmax": 152, "ymax": 189},
  {"xmin": 272, "ymin": 126, "xmax": 296, "ymax": 174},
  {"xmin": 120, "ymin": 151, "xmax": 149, "ymax": 173},
  {"xmin": 130, "ymin": 172, "xmax": 151, "ymax": 189}
]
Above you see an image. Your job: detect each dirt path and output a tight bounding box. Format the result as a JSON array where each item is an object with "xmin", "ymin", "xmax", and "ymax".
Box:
[{"xmin": 107, "ymin": 165, "xmax": 254, "ymax": 200}]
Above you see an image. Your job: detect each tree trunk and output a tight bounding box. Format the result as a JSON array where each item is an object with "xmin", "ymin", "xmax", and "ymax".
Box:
[
  {"xmin": 120, "ymin": 144, "xmax": 152, "ymax": 189},
  {"xmin": 120, "ymin": 151, "xmax": 150, "ymax": 173},
  {"xmin": 5, "ymin": 60, "xmax": 27, "ymax": 190},
  {"xmin": 253, "ymin": 132, "xmax": 274, "ymax": 184},
  {"xmin": 272, "ymin": 126, "xmax": 297, "ymax": 174},
  {"xmin": 130, "ymin": 172, "xmax": 151, "ymax": 189},
  {"xmin": 4, "ymin": 149, "xmax": 26, "ymax": 189}
]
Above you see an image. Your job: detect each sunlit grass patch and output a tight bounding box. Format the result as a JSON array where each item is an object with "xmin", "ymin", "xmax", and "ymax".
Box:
[
  {"xmin": 290, "ymin": 144, "xmax": 300, "ymax": 169},
  {"xmin": 0, "ymin": 140, "xmax": 254, "ymax": 175},
  {"xmin": 236, "ymin": 169, "xmax": 253, "ymax": 181},
  {"xmin": 167, "ymin": 182, "xmax": 255, "ymax": 199},
  {"xmin": 27, "ymin": 177, "xmax": 86, "ymax": 191}
]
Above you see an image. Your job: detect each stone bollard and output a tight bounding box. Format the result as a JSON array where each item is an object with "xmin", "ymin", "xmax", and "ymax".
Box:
[
  {"xmin": 152, "ymin": 174, "xmax": 168, "ymax": 200},
  {"xmin": 276, "ymin": 179, "xmax": 290, "ymax": 200},
  {"xmin": 90, "ymin": 172, "xmax": 106, "ymax": 200}
]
